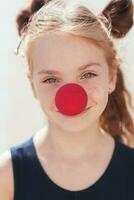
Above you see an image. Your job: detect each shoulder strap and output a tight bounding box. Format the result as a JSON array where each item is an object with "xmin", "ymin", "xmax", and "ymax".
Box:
[{"xmin": 10, "ymin": 137, "xmax": 33, "ymax": 200}]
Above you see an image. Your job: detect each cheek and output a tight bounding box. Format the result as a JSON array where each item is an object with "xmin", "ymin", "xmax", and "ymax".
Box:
[
  {"xmin": 86, "ymin": 76, "xmax": 109, "ymax": 107},
  {"xmin": 36, "ymin": 84, "xmax": 58, "ymax": 112}
]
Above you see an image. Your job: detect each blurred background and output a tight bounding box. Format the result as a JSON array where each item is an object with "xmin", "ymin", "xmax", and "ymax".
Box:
[{"xmin": 0, "ymin": 0, "xmax": 134, "ymax": 153}]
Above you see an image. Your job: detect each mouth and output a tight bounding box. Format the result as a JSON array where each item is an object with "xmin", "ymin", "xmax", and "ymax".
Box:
[
  {"xmin": 56, "ymin": 106, "xmax": 91, "ymax": 117},
  {"xmin": 77, "ymin": 106, "xmax": 91, "ymax": 115}
]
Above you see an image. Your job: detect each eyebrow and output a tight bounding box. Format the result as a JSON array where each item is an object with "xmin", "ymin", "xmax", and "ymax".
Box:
[{"xmin": 37, "ymin": 62, "xmax": 101, "ymax": 75}]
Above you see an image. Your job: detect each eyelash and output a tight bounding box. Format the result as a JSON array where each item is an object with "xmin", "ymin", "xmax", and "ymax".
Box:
[{"xmin": 42, "ymin": 72, "xmax": 97, "ymax": 84}]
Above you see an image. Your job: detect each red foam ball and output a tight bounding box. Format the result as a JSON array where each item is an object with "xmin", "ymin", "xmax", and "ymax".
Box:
[{"xmin": 55, "ymin": 83, "xmax": 88, "ymax": 116}]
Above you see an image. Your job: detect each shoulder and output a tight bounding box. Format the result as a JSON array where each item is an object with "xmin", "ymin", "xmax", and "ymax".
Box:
[
  {"xmin": 116, "ymin": 141, "xmax": 134, "ymax": 175},
  {"xmin": 117, "ymin": 140, "xmax": 134, "ymax": 161},
  {"xmin": 119, "ymin": 141, "xmax": 134, "ymax": 157},
  {"xmin": 0, "ymin": 150, "xmax": 14, "ymax": 200},
  {"xmin": 0, "ymin": 137, "xmax": 33, "ymax": 200},
  {"xmin": 120, "ymin": 144, "xmax": 134, "ymax": 194}
]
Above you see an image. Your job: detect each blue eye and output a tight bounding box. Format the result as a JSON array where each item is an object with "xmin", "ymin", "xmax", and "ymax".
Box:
[
  {"xmin": 82, "ymin": 72, "xmax": 97, "ymax": 79},
  {"xmin": 43, "ymin": 77, "xmax": 58, "ymax": 84},
  {"xmin": 43, "ymin": 72, "xmax": 97, "ymax": 84}
]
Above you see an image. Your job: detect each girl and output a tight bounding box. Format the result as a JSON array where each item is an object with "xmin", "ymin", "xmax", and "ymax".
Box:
[{"xmin": 0, "ymin": 0, "xmax": 134, "ymax": 199}]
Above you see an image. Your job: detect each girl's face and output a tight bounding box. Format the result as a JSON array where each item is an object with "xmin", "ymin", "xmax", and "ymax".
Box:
[{"xmin": 28, "ymin": 31, "xmax": 117, "ymax": 132}]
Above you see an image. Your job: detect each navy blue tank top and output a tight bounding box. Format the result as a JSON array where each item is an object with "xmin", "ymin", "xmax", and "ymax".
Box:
[{"xmin": 10, "ymin": 136, "xmax": 134, "ymax": 200}]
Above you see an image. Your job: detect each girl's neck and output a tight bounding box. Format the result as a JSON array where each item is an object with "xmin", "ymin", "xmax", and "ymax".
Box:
[{"xmin": 34, "ymin": 123, "xmax": 111, "ymax": 160}]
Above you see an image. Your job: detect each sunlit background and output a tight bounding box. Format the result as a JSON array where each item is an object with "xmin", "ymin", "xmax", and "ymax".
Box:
[{"xmin": 0, "ymin": 0, "xmax": 134, "ymax": 153}]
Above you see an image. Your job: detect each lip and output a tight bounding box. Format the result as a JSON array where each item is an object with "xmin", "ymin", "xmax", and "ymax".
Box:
[{"xmin": 56, "ymin": 106, "xmax": 91, "ymax": 117}]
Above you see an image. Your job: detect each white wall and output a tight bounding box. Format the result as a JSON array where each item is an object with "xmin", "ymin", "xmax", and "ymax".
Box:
[
  {"xmin": 0, "ymin": 0, "xmax": 134, "ymax": 153},
  {"xmin": 0, "ymin": 0, "xmax": 46, "ymax": 153}
]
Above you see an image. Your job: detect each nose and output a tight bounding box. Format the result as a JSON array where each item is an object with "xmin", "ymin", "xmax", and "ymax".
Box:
[{"xmin": 55, "ymin": 83, "xmax": 88, "ymax": 116}]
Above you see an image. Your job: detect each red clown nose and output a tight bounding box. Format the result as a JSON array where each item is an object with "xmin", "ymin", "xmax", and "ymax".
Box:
[{"xmin": 55, "ymin": 83, "xmax": 88, "ymax": 116}]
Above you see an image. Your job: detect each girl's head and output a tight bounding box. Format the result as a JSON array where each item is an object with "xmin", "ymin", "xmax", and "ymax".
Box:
[{"xmin": 16, "ymin": 0, "xmax": 134, "ymax": 141}]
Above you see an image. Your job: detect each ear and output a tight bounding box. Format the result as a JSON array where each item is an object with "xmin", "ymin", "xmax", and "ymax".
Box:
[
  {"xmin": 26, "ymin": 71, "xmax": 38, "ymax": 99},
  {"xmin": 108, "ymin": 67, "xmax": 118, "ymax": 93}
]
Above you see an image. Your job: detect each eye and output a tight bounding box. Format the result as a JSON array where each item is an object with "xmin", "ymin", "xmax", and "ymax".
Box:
[
  {"xmin": 42, "ymin": 77, "xmax": 59, "ymax": 84},
  {"xmin": 42, "ymin": 72, "xmax": 97, "ymax": 84},
  {"xmin": 81, "ymin": 72, "xmax": 97, "ymax": 79}
]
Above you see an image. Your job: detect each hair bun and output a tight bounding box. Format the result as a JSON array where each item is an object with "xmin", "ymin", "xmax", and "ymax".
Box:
[
  {"xmin": 16, "ymin": 0, "xmax": 46, "ymax": 36},
  {"xmin": 102, "ymin": 0, "xmax": 134, "ymax": 38},
  {"xmin": 16, "ymin": 10, "xmax": 32, "ymax": 36}
]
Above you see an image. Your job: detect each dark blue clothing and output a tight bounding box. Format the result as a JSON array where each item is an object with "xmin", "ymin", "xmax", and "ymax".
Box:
[{"xmin": 10, "ymin": 136, "xmax": 134, "ymax": 200}]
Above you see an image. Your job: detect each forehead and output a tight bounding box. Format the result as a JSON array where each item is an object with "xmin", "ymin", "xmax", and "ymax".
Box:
[{"xmin": 30, "ymin": 31, "xmax": 107, "ymax": 72}]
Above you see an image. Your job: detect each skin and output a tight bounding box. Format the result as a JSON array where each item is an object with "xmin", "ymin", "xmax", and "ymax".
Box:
[
  {"xmin": 0, "ymin": 31, "xmax": 118, "ymax": 198},
  {"xmin": 30, "ymin": 31, "xmax": 117, "ymax": 156}
]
